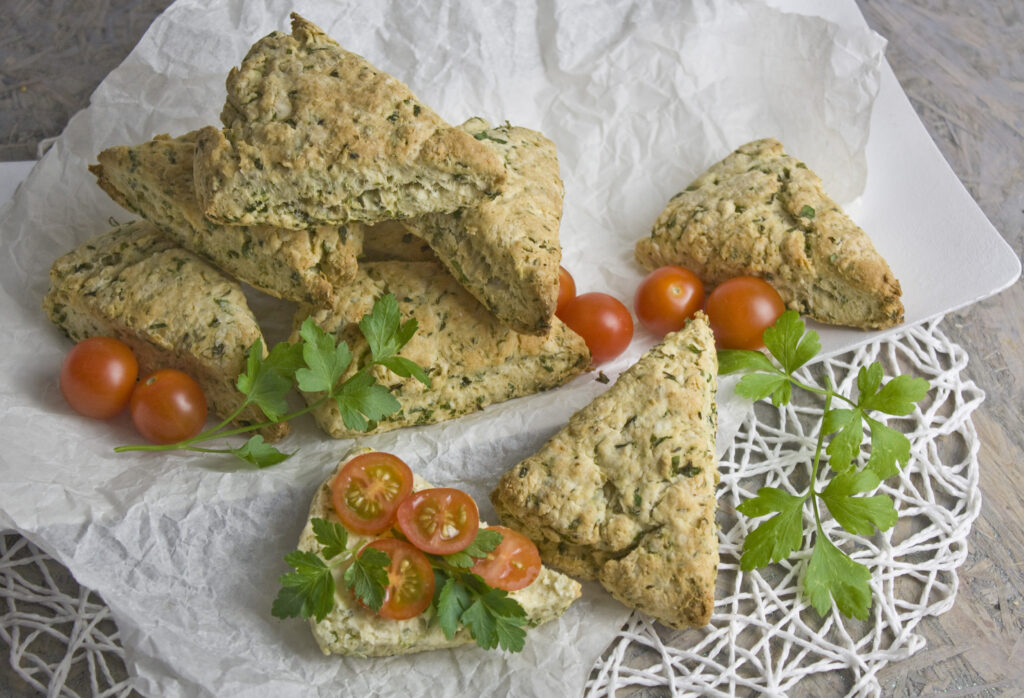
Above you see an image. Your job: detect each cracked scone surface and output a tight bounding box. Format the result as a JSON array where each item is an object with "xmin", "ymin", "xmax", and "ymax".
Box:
[
  {"xmin": 301, "ymin": 450, "xmax": 581, "ymax": 657},
  {"xmin": 91, "ymin": 131, "xmax": 360, "ymax": 307},
  {"xmin": 635, "ymin": 138, "xmax": 903, "ymax": 329},
  {"xmin": 402, "ymin": 118, "xmax": 563, "ymax": 335},
  {"xmin": 194, "ymin": 13, "xmax": 505, "ymax": 229},
  {"xmin": 42, "ymin": 221, "xmax": 287, "ymax": 441},
  {"xmin": 292, "ymin": 261, "xmax": 589, "ymax": 439},
  {"xmin": 491, "ymin": 313, "xmax": 719, "ymax": 628}
]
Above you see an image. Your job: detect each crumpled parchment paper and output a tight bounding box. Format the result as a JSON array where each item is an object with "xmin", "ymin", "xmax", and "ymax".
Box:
[{"xmin": 0, "ymin": 1, "xmax": 885, "ymax": 695}]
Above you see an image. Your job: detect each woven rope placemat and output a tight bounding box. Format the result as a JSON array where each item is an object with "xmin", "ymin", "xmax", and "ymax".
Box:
[{"xmin": 2, "ymin": 318, "xmax": 982, "ymax": 697}]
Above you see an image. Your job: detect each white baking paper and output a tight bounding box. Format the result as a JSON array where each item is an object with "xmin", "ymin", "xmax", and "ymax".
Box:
[{"xmin": 0, "ymin": 1, "xmax": 891, "ymax": 695}]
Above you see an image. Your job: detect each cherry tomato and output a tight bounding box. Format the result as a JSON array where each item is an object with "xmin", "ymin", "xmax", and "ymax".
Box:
[
  {"xmin": 557, "ymin": 292, "xmax": 633, "ymax": 365},
  {"xmin": 556, "ymin": 266, "xmax": 577, "ymax": 316},
  {"xmin": 396, "ymin": 487, "xmax": 479, "ymax": 555},
  {"xmin": 704, "ymin": 276, "xmax": 786, "ymax": 350},
  {"xmin": 634, "ymin": 266, "xmax": 705, "ymax": 337},
  {"xmin": 331, "ymin": 452, "xmax": 414, "ymax": 535},
  {"xmin": 129, "ymin": 369, "xmax": 208, "ymax": 444},
  {"xmin": 362, "ymin": 538, "xmax": 435, "ymax": 620},
  {"xmin": 470, "ymin": 526, "xmax": 542, "ymax": 591},
  {"xmin": 59, "ymin": 337, "xmax": 138, "ymax": 418}
]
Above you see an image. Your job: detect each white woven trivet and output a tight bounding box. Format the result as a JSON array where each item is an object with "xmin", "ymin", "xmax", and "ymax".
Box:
[{"xmin": 1, "ymin": 318, "xmax": 983, "ymax": 698}]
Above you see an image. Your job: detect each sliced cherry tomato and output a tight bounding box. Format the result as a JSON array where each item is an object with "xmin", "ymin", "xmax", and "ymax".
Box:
[
  {"xmin": 704, "ymin": 276, "xmax": 785, "ymax": 350},
  {"xmin": 470, "ymin": 526, "xmax": 542, "ymax": 591},
  {"xmin": 557, "ymin": 292, "xmax": 633, "ymax": 365},
  {"xmin": 129, "ymin": 369, "xmax": 207, "ymax": 444},
  {"xmin": 634, "ymin": 266, "xmax": 705, "ymax": 337},
  {"xmin": 362, "ymin": 538, "xmax": 435, "ymax": 620},
  {"xmin": 59, "ymin": 337, "xmax": 138, "ymax": 419},
  {"xmin": 556, "ymin": 266, "xmax": 577, "ymax": 316},
  {"xmin": 331, "ymin": 452, "xmax": 414, "ymax": 535},
  {"xmin": 396, "ymin": 487, "xmax": 479, "ymax": 555}
]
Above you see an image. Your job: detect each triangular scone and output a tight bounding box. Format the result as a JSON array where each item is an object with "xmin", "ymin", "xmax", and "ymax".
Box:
[
  {"xmin": 300, "ymin": 450, "xmax": 582, "ymax": 657},
  {"xmin": 491, "ymin": 314, "xmax": 719, "ymax": 628},
  {"xmin": 193, "ymin": 14, "xmax": 505, "ymax": 229},
  {"xmin": 636, "ymin": 138, "xmax": 904, "ymax": 330},
  {"xmin": 292, "ymin": 261, "xmax": 589, "ymax": 438},
  {"xmin": 90, "ymin": 132, "xmax": 361, "ymax": 307},
  {"xmin": 401, "ymin": 118, "xmax": 563, "ymax": 335},
  {"xmin": 43, "ymin": 221, "xmax": 287, "ymax": 441}
]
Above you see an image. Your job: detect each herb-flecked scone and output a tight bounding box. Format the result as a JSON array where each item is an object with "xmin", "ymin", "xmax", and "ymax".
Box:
[
  {"xmin": 292, "ymin": 261, "xmax": 590, "ymax": 439},
  {"xmin": 635, "ymin": 138, "xmax": 904, "ymax": 329},
  {"xmin": 90, "ymin": 131, "xmax": 361, "ymax": 307},
  {"xmin": 491, "ymin": 313, "xmax": 719, "ymax": 628},
  {"xmin": 193, "ymin": 13, "xmax": 505, "ymax": 229},
  {"xmin": 358, "ymin": 220, "xmax": 436, "ymax": 263},
  {"xmin": 300, "ymin": 450, "xmax": 581, "ymax": 657},
  {"xmin": 401, "ymin": 118, "xmax": 563, "ymax": 335},
  {"xmin": 42, "ymin": 221, "xmax": 288, "ymax": 442}
]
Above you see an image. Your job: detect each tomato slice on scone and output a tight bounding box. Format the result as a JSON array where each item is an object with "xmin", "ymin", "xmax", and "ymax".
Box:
[
  {"xmin": 331, "ymin": 452, "xmax": 414, "ymax": 535},
  {"xmin": 362, "ymin": 538, "xmax": 435, "ymax": 620},
  {"xmin": 396, "ymin": 488, "xmax": 480, "ymax": 555},
  {"xmin": 470, "ymin": 526, "xmax": 542, "ymax": 591}
]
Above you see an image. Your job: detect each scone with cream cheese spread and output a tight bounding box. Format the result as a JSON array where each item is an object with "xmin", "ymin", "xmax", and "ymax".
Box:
[
  {"xmin": 492, "ymin": 313, "xmax": 719, "ymax": 628},
  {"xmin": 193, "ymin": 14, "xmax": 505, "ymax": 229},
  {"xmin": 91, "ymin": 131, "xmax": 361, "ymax": 307},
  {"xmin": 292, "ymin": 260, "xmax": 589, "ymax": 439},
  {"xmin": 300, "ymin": 449, "xmax": 581, "ymax": 657},
  {"xmin": 43, "ymin": 220, "xmax": 287, "ymax": 441},
  {"xmin": 401, "ymin": 118, "xmax": 563, "ymax": 335},
  {"xmin": 636, "ymin": 138, "xmax": 903, "ymax": 329}
]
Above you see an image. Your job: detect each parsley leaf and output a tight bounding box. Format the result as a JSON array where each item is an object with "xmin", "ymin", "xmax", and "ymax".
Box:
[
  {"xmin": 333, "ymin": 371, "xmax": 401, "ymax": 432},
  {"xmin": 717, "ymin": 348, "xmax": 777, "ymax": 375},
  {"xmin": 736, "ymin": 372, "xmax": 791, "ymax": 406},
  {"xmin": 272, "ymin": 551, "xmax": 335, "ymax": 622},
  {"xmin": 737, "ymin": 488, "xmax": 805, "ymax": 570},
  {"xmin": 437, "ymin": 576, "xmax": 472, "ymax": 640},
  {"xmin": 762, "ymin": 310, "xmax": 820, "ymax": 374},
  {"xmin": 864, "ymin": 418, "xmax": 912, "ymax": 479},
  {"xmin": 823, "ymin": 408, "xmax": 863, "ymax": 473},
  {"xmin": 442, "ymin": 527, "xmax": 503, "ymax": 569},
  {"xmin": 311, "ymin": 517, "xmax": 348, "ymax": 560},
  {"xmin": 860, "ymin": 374, "xmax": 930, "ymax": 416},
  {"xmin": 237, "ymin": 338, "xmax": 304, "ymax": 421},
  {"xmin": 821, "ymin": 471, "xmax": 897, "ymax": 536},
  {"xmin": 344, "ymin": 547, "xmax": 390, "ymax": 612},
  {"xmin": 804, "ymin": 535, "xmax": 873, "ymax": 620},
  {"xmin": 232, "ymin": 434, "xmax": 292, "ymax": 468},
  {"xmin": 460, "ymin": 588, "xmax": 527, "ymax": 652},
  {"xmin": 359, "ymin": 293, "xmax": 418, "ymax": 362},
  {"xmin": 295, "ymin": 317, "xmax": 353, "ymax": 394}
]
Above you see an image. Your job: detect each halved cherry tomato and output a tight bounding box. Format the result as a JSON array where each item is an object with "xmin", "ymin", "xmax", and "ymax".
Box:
[
  {"xmin": 59, "ymin": 337, "xmax": 138, "ymax": 419},
  {"xmin": 470, "ymin": 526, "xmax": 542, "ymax": 591},
  {"xmin": 557, "ymin": 292, "xmax": 633, "ymax": 365},
  {"xmin": 556, "ymin": 266, "xmax": 577, "ymax": 316},
  {"xmin": 396, "ymin": 487, "xmax": 479, "ymax": 555},
  {"xmin": 704, "ymin": 276, "xmax": 785, "ymax": 350},
  {"xmin": 634, "ymin": 266, "xmax": 705, "ymax": 337},
  {"xmin": 362, "ymin": 538, "xmax": 435, "ymax": 620},
  {"xmin": 129, "ymin": 369, "xmax": 207, "ymax": 444},
  {"xmin": 331, "ymin": 452, "xmax": 414, "ymax": 536}
]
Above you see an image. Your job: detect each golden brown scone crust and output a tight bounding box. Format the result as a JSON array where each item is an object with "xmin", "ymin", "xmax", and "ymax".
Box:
[
  {"xmin": 292, "ymin": 261, "xmax": 589, "ymax": 439},
  {"xmin": 91, "ymin": 132, "xmax": 360, "ymax": 307},
  {"xmin": 193, "ymin": 14, "xmax": 505, "ymax": 229},
  {"xmin": 402, "ymin": 118, "xmax": 563, "ymax": 335},
  {"xmin": 492, "ymin": 314, "xmax": 719, "ymax": 628},
  {"xmin": 636, "ymin": 138, "xmax": 903, "ymax": 329},
  {"xmin": 42, "ymin": 221, "xmax": 287, "ymax": 441}
]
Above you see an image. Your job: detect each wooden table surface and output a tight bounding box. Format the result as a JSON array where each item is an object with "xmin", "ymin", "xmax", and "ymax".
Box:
[{"xmin": 2, "ymin": 1, "xmax": 1021, "ymax": 695}]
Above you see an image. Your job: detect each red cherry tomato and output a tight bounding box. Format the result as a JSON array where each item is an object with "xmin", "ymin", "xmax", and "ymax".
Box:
[
  {"xmin": 557, "ymin": 292, "xmax": 633, "ymax": 365},
  {"xmin": 634, "ymin": 266, "xmax": 705, "ymax": 337},
  {"xmin": 129, "ymin": 369, "xmax": 207, "ymax": 444},
  {"xmin": 704, "ymin": 276, "xmax": 785, "ymax": 350},
  {"xmin": 470, "ymin": 526, "xmax": 542, "ymax": 591},
  {"xmin": 59, "ymin": 337, "xmax": 138, "ymax": 418},
  {"xmin": 362, "ymin": 538, "xmax": 435, "ymax": 620},
  {"xmin": 396, "ymin": 488, "xmax": 480, "ymax": 555},
  {"xmin": 331, "ymin": 452, "xmax": 414, "ymax": 536},
  {"xmin": 556, "ymin": 266, "xmax": 577, "ymax": 316}
]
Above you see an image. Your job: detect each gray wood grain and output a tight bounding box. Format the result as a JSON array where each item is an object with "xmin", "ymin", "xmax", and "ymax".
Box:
[{"xmin": 2, "ymin": 0, "xmax": 1021, "ymax": 695}]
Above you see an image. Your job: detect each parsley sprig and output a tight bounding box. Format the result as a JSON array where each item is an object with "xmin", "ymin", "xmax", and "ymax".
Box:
[
  {"xmin": 720, "ymin": 310, "xmax": 929, "ymax": 619},
  {"xmin": 273, "ymin": 521, "xmax": 529, "ymax": 652},
  {"xmin": 114, "ymin": 294, "xmax": 429, "ymax": 467}
]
